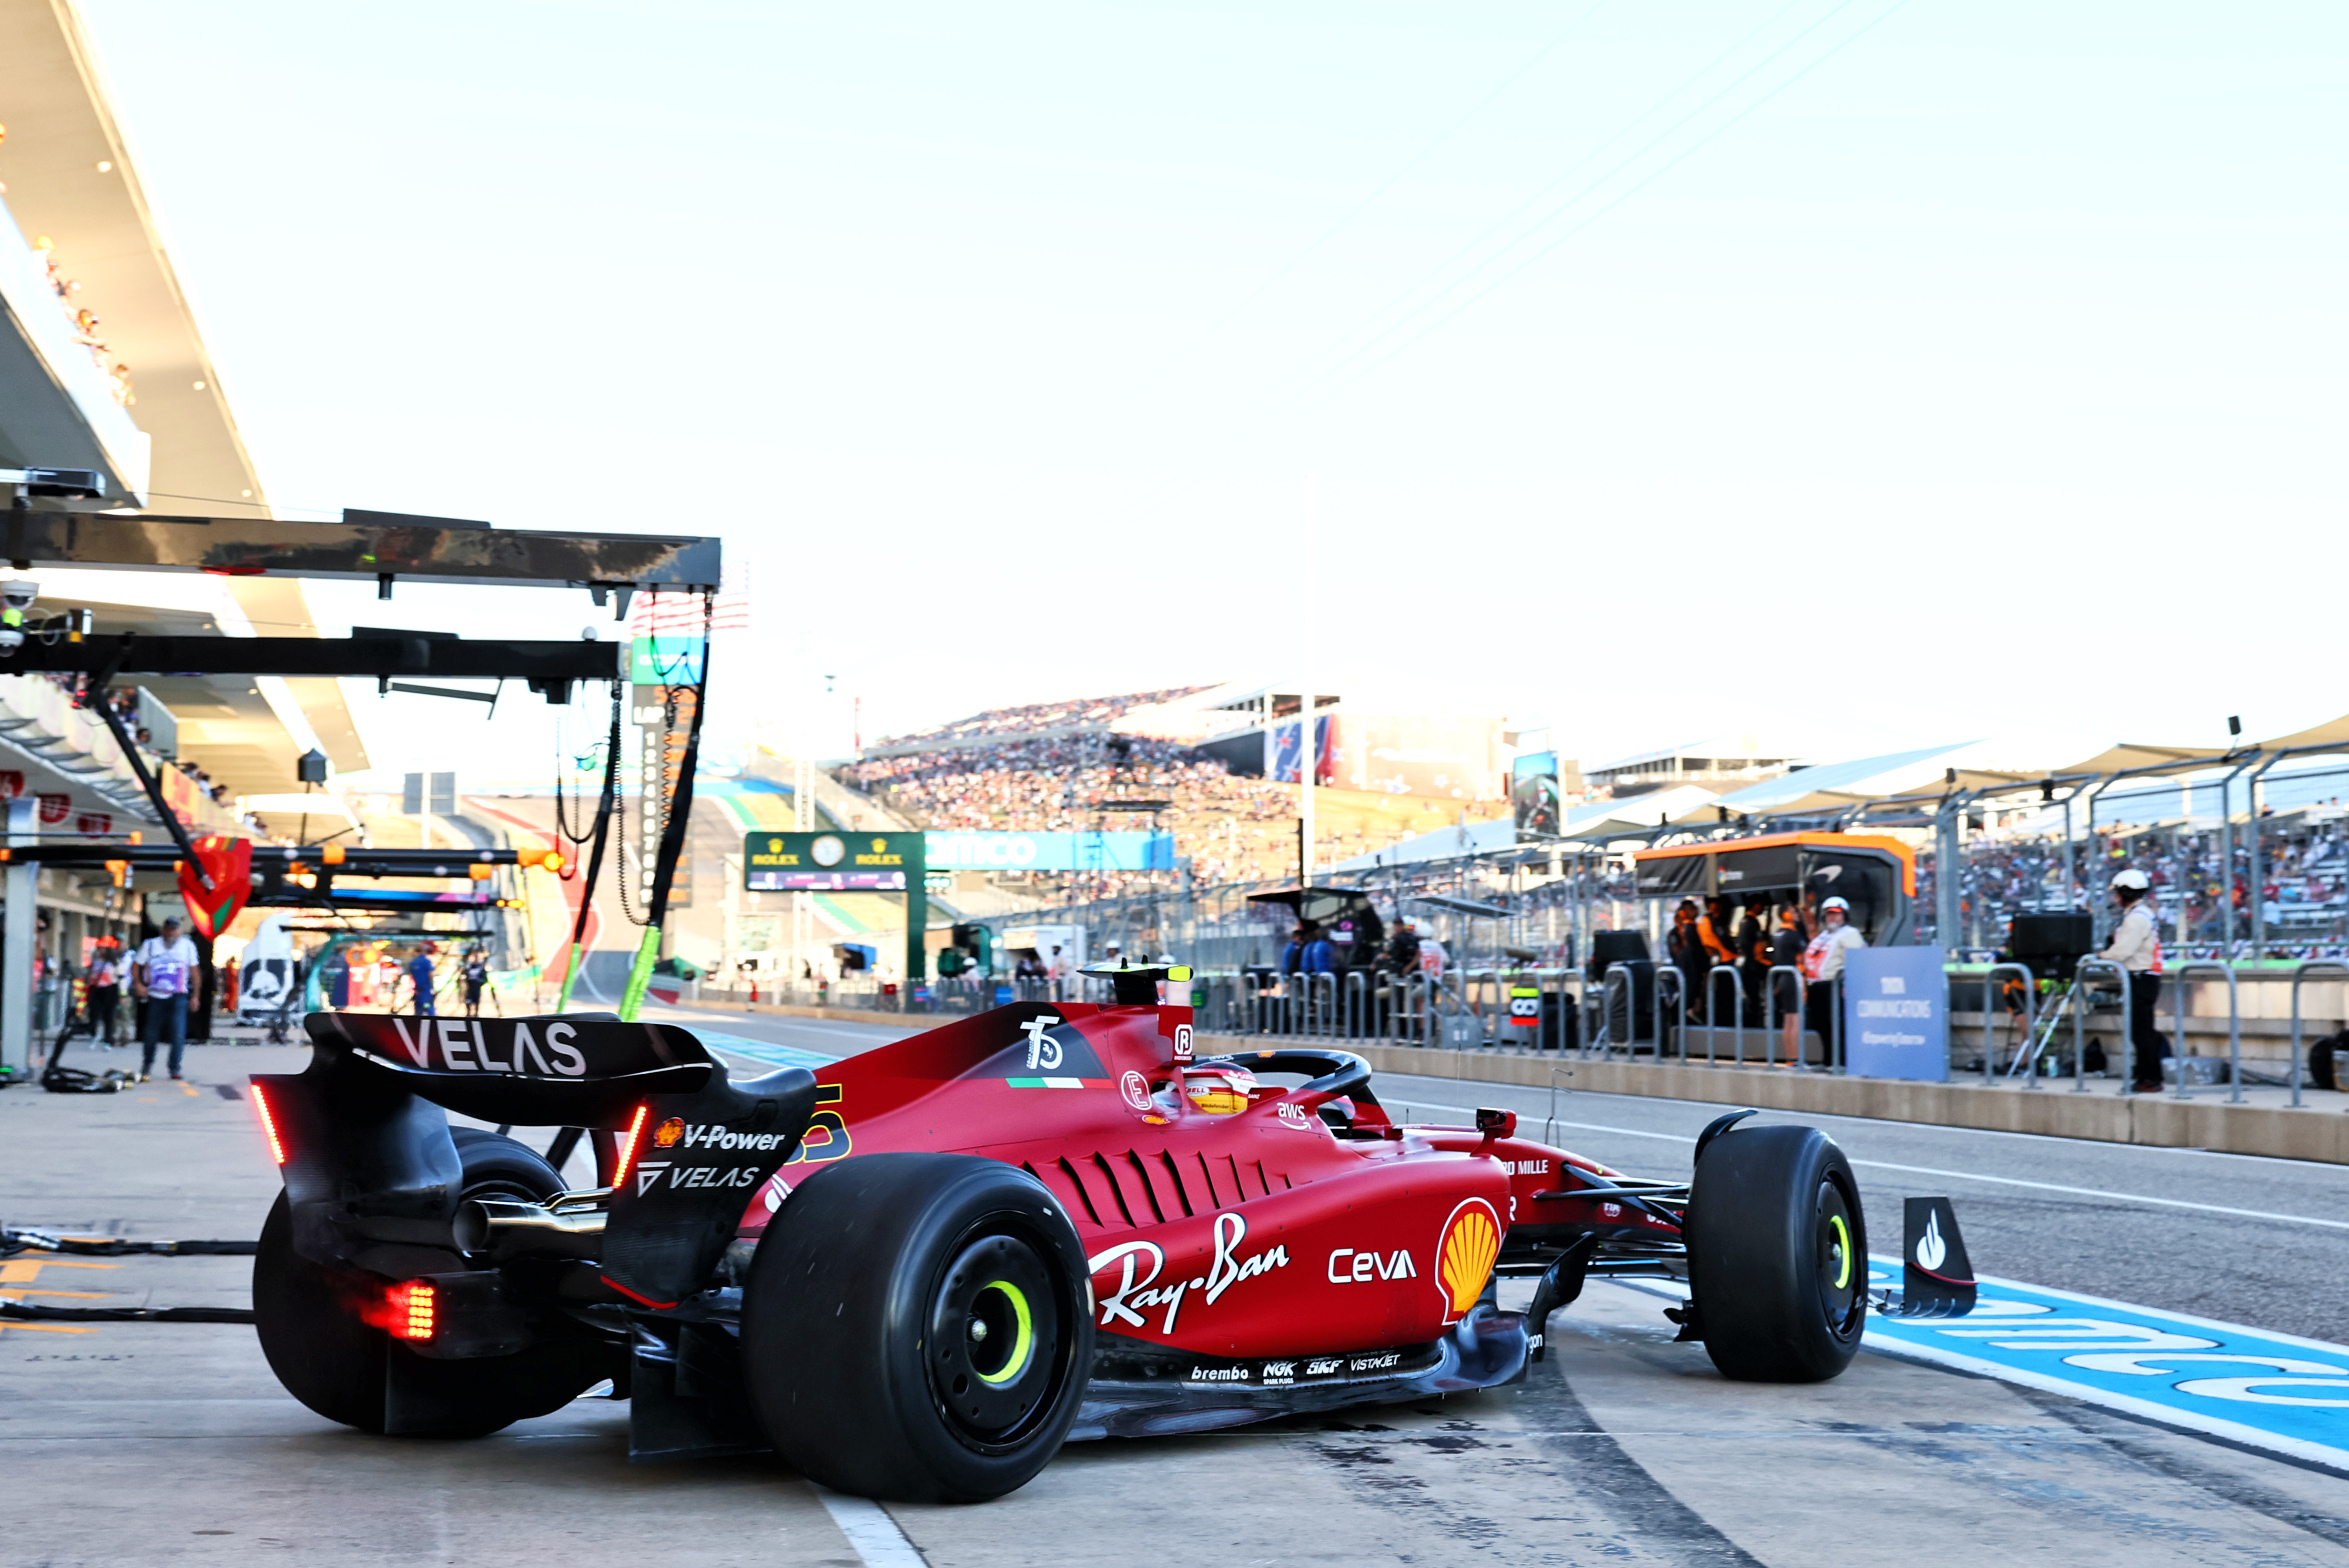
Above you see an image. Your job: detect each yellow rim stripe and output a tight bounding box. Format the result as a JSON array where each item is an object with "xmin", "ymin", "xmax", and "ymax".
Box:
[
  {"xmin": 1828, "ymin": 1213, "xmax": 1852, "ymax": 1291},
  {"xmin": 975, "ymin": 1281, "xmax": 1034, "ymax": 1385}
]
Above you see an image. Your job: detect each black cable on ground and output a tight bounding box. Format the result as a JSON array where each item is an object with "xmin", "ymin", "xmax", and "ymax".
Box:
[
  {"xmin": 1, "ymin": 1300, "xmax": 256, "ymax": 1324},
  {"xmin": 2, "ymin": 1230, "xmax": 258, "ymax": 1258}
]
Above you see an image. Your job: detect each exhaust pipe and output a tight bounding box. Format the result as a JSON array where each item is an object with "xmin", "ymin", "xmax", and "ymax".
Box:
[{"xmin": 455, "ymin": 1199, "xmax": 606, "ymax": 1261}]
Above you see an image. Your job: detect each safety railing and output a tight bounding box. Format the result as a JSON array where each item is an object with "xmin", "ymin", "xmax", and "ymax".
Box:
[
  {"xmin": 2166, "ymin": 960, "xmax": 2242, "ymax": 1104},
  {"xmin": 1980, "ymin": 962, "xmax": 2040, "ymax": 1082},
  {"xmin": 2288, "ymin": 960, "xmax": 2349, "ymax": 1110},
  {"xmin": 1589, "ymin": 965, "xmax": 1634, "ymax": 1059},
  {"xmin": 2029, "ymin": 957, "xmax": 2123, "ymax": 1089},
  {"xmin": 1652, "ymin": 966, "xmax": 1683, "ymax": 1061},
  {"xmin": 2059, "ymin": 959, "xmax": 2127, "ymax": 1094},
  {"xmin": 1764, "ymin": 964, "xmax": 1804, "ymax": 1070},
  {"xmin": 1688, "ymin": 965, "xmax": 1746, "ymax": 1065}
]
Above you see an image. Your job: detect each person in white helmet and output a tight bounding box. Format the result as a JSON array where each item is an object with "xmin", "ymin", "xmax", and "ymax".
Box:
[
  {"xmin": 2098, "ymin": 868, "xmax": 2170, "ymax": 1091},
  {"xmin": 1800, "ymin": 896, "xmax": 1867, "ymax": 1065}
]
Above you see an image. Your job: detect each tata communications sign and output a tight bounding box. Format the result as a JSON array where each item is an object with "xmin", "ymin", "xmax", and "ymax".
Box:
[
  {"xmin": 1842, "ymin": 946, "xmax": 1948, "ymax": 1082},
  {"xmin": 743, "ymin": 830, "xmax": 1172, "ymax": 890}
]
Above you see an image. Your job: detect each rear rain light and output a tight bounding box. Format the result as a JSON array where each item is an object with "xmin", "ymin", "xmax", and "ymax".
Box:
[
  {"xmin": 611, "ymin": 1103, "xmax": 650, "ymax": 1191},
  {"xmin": 250, "ymin": 1083, "xmax": 287, "ymax": 1166},
  {"xmin": 387, "ymin": 1281, "xmax": 435, "ymax": 1341}
]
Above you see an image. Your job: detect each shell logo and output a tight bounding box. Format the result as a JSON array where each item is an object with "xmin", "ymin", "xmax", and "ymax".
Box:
[
  {"xmin": 653, "ymin": 1116, "xmax": 687, "ymax": 1148},
  {"xmin": 1435, "ymin": 1198, "xmax": 1501, "ymax": 1322}
]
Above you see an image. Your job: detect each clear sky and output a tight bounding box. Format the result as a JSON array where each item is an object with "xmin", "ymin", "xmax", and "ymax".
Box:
[{"xmin": 75, "ymin": 0, "xmax": 2349, "ymax": 776}]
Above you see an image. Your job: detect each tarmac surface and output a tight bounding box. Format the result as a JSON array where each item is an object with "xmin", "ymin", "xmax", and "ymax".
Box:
[{"xmin": 3, "ymin": 1013, "xmax": 2345, "ymax": 1567}]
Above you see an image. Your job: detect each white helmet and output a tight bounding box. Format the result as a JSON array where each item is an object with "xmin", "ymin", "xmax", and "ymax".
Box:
[
  {"xmin": 2111, "ymin": 869, "xmax": 2151, "ymax": 892},
  {"xmin": 1820, "ymin": 896, "xmax": 1850, "ymax": 913}
]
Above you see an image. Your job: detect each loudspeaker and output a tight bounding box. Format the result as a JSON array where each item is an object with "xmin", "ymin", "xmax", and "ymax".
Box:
[{"xmin": 2008, "ymin": 912, "xmax": 2093, "ymax": 957}]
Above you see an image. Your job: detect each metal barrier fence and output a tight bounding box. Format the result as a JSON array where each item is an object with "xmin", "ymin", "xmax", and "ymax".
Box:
[
  {"xmin": 2289, "ymin": 960, "xmax": 2349, "ymax": 1109},
  {"xmin": 709, "ymin": 957, "xmax": 2299, "ymax": 1100},
  {"xmin": 1691, "ymin": 965, "xmax": 1746, "ymax": 1066},
  {"xmin": 2166, "ymin": 960, "xmax": 2243, "ymax": 1103},
  {"xmin": 1979, "ymin": 961, "xmax": 2037, "ymax": 1081}
]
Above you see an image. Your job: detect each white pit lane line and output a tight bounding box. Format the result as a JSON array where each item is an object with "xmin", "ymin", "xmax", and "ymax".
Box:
[
  {"xmin": 816, "ymin": 1490, "xmax": 928, "ymax": 1567},
  {"xmin": 1381, "ymin": 1100, "xmax": 2349, "ymax": 1234}
]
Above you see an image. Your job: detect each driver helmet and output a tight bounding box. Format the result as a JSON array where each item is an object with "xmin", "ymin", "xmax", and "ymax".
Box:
[
  {"xmin": 1184, "ymin": 1064, "xmax": 1257, "ymax": 1115},
  {"xmin": 2111, "ymin": 868, "xmax": 2151, "ymax": 892},
  {"xmin": 1820, "ymin": 896, "xmax": 1850, "ymax": 914}
]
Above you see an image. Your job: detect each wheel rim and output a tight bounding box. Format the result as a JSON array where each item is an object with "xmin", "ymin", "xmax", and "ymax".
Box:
[
  {"xmin": 926, "ymin": 1230, "xmax": 1062, "ymax": 1448},
  {"xmin": 1812, "ymin": 1179, "xmax": 1860, "ymax": 1335}
]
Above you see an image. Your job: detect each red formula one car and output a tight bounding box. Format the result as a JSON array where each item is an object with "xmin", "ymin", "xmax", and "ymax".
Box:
[{"xmin": 248, "ymin": 964, "xmax": 1975, "ymax": 1502}]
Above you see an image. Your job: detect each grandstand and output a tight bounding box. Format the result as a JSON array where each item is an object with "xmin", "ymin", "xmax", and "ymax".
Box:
[
  {"xmin": 865, "ymin": 685, "xmax": 1220, "ymax": 757},
  {"xmin": 839, "ymin": 704, "xmax": 1507, "ymax": 890}
]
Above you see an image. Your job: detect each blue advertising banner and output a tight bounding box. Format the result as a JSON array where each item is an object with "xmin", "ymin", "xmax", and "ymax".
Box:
[
  {"xmin": 922, "ymin": 831, "xmax": 1174, "ymax": 873},
  {"xmin": 1843, "ymin": 945, "xmax": 1948, "ymax": 1081}
]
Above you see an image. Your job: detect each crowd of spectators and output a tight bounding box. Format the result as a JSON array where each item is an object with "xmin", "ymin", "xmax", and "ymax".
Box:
[
  {"xmin": 1924, "ymin": 812, "xmax": 2349, "ymax": 951},
  {"xmin": 872, "ymin": 685, "xmax": 1214, "ymax": 750},
  {"xmin": 844, "ymin": 733, "xmax": 1302, "ymax": 891}
]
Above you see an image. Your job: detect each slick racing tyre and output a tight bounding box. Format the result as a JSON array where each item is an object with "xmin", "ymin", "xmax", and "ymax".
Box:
[
  {"xmin": 1686, "ymin": 1123, "xmax": 1867, "ymax": 1383},
  {"xmin": 255, "ymin": 1128, "xmax": 604, "ymax": 1438},
  {"xmin": 252, "ymin": 1189, "xmax": 392, "ymax": 1432},
  {"xmin": 741, "ymin": 1153, "xmax": 1094, "ymax": 1502}
]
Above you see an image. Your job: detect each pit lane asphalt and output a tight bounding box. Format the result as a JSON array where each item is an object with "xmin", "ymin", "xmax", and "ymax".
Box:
[{"xmin": 2, "ymin": 1020, "xmax": 2344, "ymax": 1568}]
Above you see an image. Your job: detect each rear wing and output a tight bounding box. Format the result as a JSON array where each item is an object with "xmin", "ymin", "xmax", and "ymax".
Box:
[
  {"xmin": 305, "ymin": 1011, "xmax": 717, "ymax": 1127},
  {"xmin": 254, "ymin": 1011, "xmax": 815, "ymax": 1303}
]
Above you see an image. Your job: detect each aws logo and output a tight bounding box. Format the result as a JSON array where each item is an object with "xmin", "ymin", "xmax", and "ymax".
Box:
[{"xmin": 1435, "ymin": 1198, "xmax": 1501, "ymax": 1323}]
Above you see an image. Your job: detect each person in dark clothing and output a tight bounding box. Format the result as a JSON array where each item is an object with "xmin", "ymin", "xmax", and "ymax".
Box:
[
  {"xmin": 1736, "ymin": 896, "xmax": 1771, "ymax": 1028},
  {"xmin": 1770, "ymin": 905, "xmax": 1807, "ymax": 1065},
  {"xmin": 1382, "ymin": 920, "xmax": 1422, "ymax": 975},
  {"xmin": 1666, "ymin": 900, "xmax": 1709, "ymax": 1021},
  {"xmin": 461, "ymin": 951, "xmax": 490, "ymax": 1019},
  {"xmin": 1280, "ymin": 925, "xmax": 1311, "ymax": 977}
]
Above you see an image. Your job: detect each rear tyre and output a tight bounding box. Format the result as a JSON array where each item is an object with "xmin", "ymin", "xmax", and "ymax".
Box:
[
  {"xmin": 1686, "ymin": 1123, "xmax": 1867, "ymax": 1382},
  {"xmin": 253, "ymin": 1189, "xmax": 389, "ymax": 1432},
  {"xmin": 449, "ymin": 1126, "xmax": 567, "ymax": 1203},
  {"xmin": 254, "ymin": 1127, "xmax": 603, "ymax": 1437},
  {"xmin": 740, "ymin": 1153, "xmax": 1093, "ymax": 1502}
]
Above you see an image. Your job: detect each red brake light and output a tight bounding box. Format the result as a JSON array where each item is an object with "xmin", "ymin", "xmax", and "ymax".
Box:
[
  {"xmin": 250, "ymin": 1083, "xmax": 287, "ymax": 1166},
  {"xmin": 387, "ymin": 1281, "xmax": 435, "ymax": 1341},
  {"xmin": 611, "ymin": 1103, "xmax": 650, "ymax": 1191}
]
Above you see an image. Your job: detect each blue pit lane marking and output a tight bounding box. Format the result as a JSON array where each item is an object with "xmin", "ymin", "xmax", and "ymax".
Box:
[
  {"xmin": 1861, "ymin": 1259, "xmax": 2349, "ymax": 1472},
  {"xmin": 695, "ymin": 1031, "xmax": 841, "ymax": 1071}
]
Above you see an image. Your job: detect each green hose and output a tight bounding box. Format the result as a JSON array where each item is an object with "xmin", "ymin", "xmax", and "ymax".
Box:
[{"xmin": 617, "ymin": 925, "xmax": 662, "ymax": 1022}]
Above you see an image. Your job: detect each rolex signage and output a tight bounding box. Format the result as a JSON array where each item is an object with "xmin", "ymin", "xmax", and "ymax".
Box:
[{"xmin": 744, "ymin": 832, "xmax": 925, "ymax": 892}]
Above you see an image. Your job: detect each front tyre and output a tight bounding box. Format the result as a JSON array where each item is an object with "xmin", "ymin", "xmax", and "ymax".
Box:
[
  {"xmin": 1686, "ymin": 1123, "xmax": 1867, "ymax": 1382},
  {"xmin": 740, "ymin": 1153, "xmax": 1093, "ymax": 1502}
]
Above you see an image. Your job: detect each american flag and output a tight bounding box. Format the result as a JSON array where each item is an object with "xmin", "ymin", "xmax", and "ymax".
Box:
[{"xmin": 628, "ymin": 582, "xmax": 750, "ymax": 636}]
